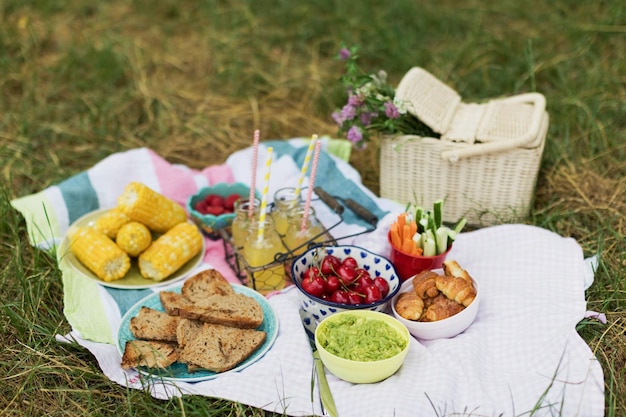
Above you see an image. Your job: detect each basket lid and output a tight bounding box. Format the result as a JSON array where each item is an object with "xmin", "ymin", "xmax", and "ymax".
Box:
[{"xmin": 395, "ymin": 67, "xmax": 461, "ymax": 135}]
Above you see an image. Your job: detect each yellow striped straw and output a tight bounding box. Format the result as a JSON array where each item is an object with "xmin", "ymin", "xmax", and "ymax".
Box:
[
  {"xmin": 293, "ymin": 134, "xmax": 318, "ymax": 201},
  {"xmin": 257, "ymin": 146, "xmax": 273, "ymax": 242}
]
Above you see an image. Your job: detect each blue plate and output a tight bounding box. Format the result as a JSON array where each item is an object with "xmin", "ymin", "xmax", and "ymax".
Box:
[{"xmin": 117, "ymin": 284, "xmax": 279, "ymax": 382}]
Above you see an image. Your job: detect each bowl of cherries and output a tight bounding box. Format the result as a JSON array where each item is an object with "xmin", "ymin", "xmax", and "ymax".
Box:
[{"xmin": 291, "ymin": 245, "xmax": 402, "ymax": 323}]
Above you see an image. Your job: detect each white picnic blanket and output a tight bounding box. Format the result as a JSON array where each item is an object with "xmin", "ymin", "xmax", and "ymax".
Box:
[{"xmin": 11, "ymin": 138, "xmax": 605, "ymax": 416}]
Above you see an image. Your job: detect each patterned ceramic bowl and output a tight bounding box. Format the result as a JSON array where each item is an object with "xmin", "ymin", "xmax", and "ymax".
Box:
[
  {"xmin": 187, "ymin": 182, "xmax": 256, "ymax": 239},
  {"xmin": 291, "ymin": 245, "xmax": 401, "ymax": 325}
]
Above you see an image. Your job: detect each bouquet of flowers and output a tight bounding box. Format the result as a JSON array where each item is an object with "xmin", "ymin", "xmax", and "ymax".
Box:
[{"xmin": 331, "ymin": 45, "xmax": 438, "ymax": 149}]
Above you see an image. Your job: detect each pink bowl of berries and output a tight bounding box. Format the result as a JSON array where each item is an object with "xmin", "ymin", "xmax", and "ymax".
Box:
[
  {"xmin": 187, "ymin": 182, "xmax": 258, "ymax": 239},
  {"xmin": 291, "ymin": 245, "xmax": 401, "ymax": 324}
]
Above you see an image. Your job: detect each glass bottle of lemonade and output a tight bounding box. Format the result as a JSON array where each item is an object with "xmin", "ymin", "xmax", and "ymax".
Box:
[
  {"xmin": 271, "ymin": 187, "xmax": 302, "ymax": 236},
  {"xmin": 231, "ymin": 199, "xmax": 260, "ymax": 251},
  {"xmin": 242, "ymin": 216, "xmax": 286, "ymax": 294},
  {"xmin": 284, "ymin": 205, "xmax": 326, "ymax": 256}
]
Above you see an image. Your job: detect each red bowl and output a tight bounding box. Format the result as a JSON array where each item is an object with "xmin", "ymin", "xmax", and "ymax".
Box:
[{"xmin": 387, "ymin": 231, "xmax": 451, "ymax": 281}]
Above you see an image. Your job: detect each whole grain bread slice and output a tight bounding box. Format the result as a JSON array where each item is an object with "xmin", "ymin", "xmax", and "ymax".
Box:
[
  {"xmin": 160, "ymin": 291, "xmax": 264, "ymax": 329},
  {"xmin": 178, "ymin": 322, "xmax": 266, "ymax": 373},
  {"xmin": 176, "ymin": 318, "xmax": 204, "ymax": 348},
  {"xmin": 120, "ymin": 340, "xmax": 178, "ymax": 369},
  {"xmin": 129, "ymin": 306, "xmax": 181, "ymax": 342},
  {"xmin": 182, "ymin": 269, "xmax": 235, "ymax": 301}
]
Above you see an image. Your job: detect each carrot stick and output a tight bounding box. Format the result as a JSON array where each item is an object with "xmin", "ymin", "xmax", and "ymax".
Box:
[
  {"xmin": 402, "ymin": 224, "xmax": 411, "ymax": 245},
  {"xmin": 414, "ymin": 246, "xmax": 424, "ymax": 256},
  {"xmin": 397, "ymin": 213, "xmax": 406, "ymax": 231},
  {"xmin": 390, "ymin": 223, "xmax": 402, "ymax": 248},
  {"xmin": 409, "ymin": 220, "xmax": 417, "ymax": 239},
  {"xmin": 402, "ymin": 238, "xmax": 414, "ymax": 254}
]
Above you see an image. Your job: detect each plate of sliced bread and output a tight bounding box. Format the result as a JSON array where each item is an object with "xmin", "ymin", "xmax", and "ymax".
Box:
[{"xmin": 117, "ymin": 269, "xmax": 279, "ymax": 382}]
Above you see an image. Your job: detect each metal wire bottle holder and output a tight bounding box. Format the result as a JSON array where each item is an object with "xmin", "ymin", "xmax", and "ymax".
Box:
[{"xmin": 220, "ymin": 187, "xmax": 379, "ymax": 292}]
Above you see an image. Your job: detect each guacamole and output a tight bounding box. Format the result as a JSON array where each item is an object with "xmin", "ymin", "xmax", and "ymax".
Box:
[{"xmin": 317, "ymin": 314, "xmax": 407, "ymax": 361}]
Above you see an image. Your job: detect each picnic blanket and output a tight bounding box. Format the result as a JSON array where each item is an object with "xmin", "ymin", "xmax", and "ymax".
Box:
[{"xmin": 11, "ymin": 138, "xmax": 605, "ymax": 417}]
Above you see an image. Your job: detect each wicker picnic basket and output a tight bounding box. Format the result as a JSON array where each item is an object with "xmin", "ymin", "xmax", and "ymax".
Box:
[{"xmin": 380, "ymin": 67, "xmax": 549, "ymax": 226}]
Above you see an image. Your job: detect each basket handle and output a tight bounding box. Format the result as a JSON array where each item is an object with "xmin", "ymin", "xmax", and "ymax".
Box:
[{"xmin": 441, "ymin": 93, "xmax": 546, "ymax": 162}]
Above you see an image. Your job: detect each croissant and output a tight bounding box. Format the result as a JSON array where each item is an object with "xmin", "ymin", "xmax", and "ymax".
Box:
[
  {"xmin": 412, "ymin": 270, "xmax": 440, "ymax": 299},
  {"xmin": 442, "ymin": 259, "xmax": 473, "ymax": 283},
  {"xmin": 421, "ymin": 296, "xmax": 464, "ymax": 322},
  {"xmin": 435, "ymin": 274, "xmax": 476, "ymax": 307},
  {"xmin": 394, "ymin": 291, "xmax": 424, "ymax": 321},
  {"xmin": 423, "ymin": 293, "xmax": 445, "ymax": 309}
]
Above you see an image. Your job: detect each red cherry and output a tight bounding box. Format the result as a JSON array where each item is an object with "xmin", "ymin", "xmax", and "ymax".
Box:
[
  {"xmin": 330, "ymin": 289, "xmax": 350, "ymax": 304},
  {"xmin": 347, "ymin": 292, "xmax": 363, "ymax": 305},
  {"xmin": 325, "ymin": 275, "xmax": 341, "ymax": 294},
  {"xmin": 320, "ymin": 255, "xmax": 341, "ymax": 275},
  {"xmin": 341, "ymin": 256, "xmax": 358, "ymax": 269},
  {"xmin": 363, "ymin": 284, "xmax": 382, "ymax": 304},
  {"xmin": 336, "ymin": 265, "xmax": 357, "ymax": 286},
  {"xmin": 373, "ymin": 277, "xmax": 390, "ymax": 298},
  {"xmin": 301, "ymin": 267, "xmax": 325, "ymax": 298}
]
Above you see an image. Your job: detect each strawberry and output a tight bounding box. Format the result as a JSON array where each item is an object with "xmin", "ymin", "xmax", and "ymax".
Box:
[
  {"xmin": 224, "ymin": 193, "xmax": 241, "ymax": 212},
  {"xmin": 205, "ymin": 194, "xmax": 225, "ymax": 207},
  {"xmin": 204, "ymin": 205, "xmax": 225, "ymax": 216}
]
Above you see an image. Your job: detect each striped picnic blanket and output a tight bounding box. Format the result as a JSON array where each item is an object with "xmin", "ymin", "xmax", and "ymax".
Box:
[{"xmin": 10, "ymin": 138, "xmax": 604, "ymax": 417}]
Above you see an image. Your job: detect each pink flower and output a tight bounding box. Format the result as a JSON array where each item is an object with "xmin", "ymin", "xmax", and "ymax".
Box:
[
  {"xmin": 384, "ymin": 101, "xmax": 400, "ymax": 119},
  {"xmin": 360, "ymin": 111, "xmax": 377, "ymax": 126},
  {"xmin": 341, "ymin": 104, "xmax": 356, "ymax": 121},
  {"xmin": 332, "ymin": 111, "xmax": 345, "ymax": 126},
  {"xmin": 348, "ymin": 94, "xmax": 363, "ymax": 107},
  {"xmin": 346, "ymin": 126, "xmax": 363, "ymax": 144},
  {"xmin": 339, "ymin": 48, "xmax": 351, "ymax": 61}
]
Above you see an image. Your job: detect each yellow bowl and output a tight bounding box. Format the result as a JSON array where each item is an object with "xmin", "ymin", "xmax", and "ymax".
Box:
[{"xmin": 314, "ymin": 310, "xmax": 410, "ymax": 384}]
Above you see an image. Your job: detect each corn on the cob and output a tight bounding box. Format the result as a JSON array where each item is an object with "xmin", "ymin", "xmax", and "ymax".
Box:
[
  {"xmin": 116, "ymin": 221, "xmax": 152, "ymax": 257},
  {"xmin": 94, "ymin": 207, "xmax": 131, "ymax": 239},
  {"xmin": 138, "ymin": 222, "xmax": 203, "ymax": 281},
  {"xmin": 117, "ymin": 182, "xmax": 187, "ymax": 233},
  {"xmin": 70, "ymin": 227, "xmax": 131, "ymax": 282}
]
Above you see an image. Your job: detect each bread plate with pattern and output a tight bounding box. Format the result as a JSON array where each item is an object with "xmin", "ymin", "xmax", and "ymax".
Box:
[
  {"xmin": 58, "ymin": 208, "xmax": 205, "ymax": 290},
  {"xmin": 116, "ymin": 283, "xmax": 279, "ymax": 382}
]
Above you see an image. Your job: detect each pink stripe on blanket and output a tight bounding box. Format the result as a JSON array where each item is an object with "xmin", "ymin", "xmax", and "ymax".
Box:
[
  {"xmin": 201, "ymin": 165, "xmax": 236, "ymax": 185},
  {"xmin": 202, "ymin": 238, "xmax": 240, "ymax": 283},
  {"xmin": 148, "ymin": 150, "xmax": 234, "ymax": 206}
]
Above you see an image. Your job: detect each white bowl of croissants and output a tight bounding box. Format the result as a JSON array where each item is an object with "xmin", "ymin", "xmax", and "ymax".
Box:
[{"xmin": 391, "ymin": 259, "xmax": 480, "ymax": 340}]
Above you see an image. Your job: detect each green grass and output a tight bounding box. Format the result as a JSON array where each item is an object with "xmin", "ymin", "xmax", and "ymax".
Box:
[{"xmin": 1, "ymin": 0, "xmax": 625, "ymax": 415}]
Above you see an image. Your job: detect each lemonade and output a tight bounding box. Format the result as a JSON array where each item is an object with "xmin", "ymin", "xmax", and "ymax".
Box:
[
  {"xmin": 242, "ymin": 217, "xmax": 286, "ymax": 294},
  {"xmin": 284, "ymin": 205, "xmax": 326, "ymax": 256},
  {"xmin": 231, "ymin": 199, "xmax": 260, "ymax": 250},
  {"xmin": 271, "ymin": 187, "xmax": 302, "ymax": 235}
]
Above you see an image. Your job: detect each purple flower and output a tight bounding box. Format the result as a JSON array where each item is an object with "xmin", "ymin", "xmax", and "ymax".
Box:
[
  {"xmin": 332, "ymin": 111, "xmax": 345, "ymax": 126},
  {"xmin": 360, "ymin": 111, "xmax": 376, "ymax": 126},
  {"xmin": 384, "ymin": 101, "xmax": 401, "ymax": 119},
  {"xmin": 339, "ymin": 48, "xmax": 351, "ymax": 61},
  {"xmin": 346, "ymin": 126, "xmax": 363, "ymax": 144},
  {"xmin": 341, "ymin": 104, "xmax": 356, "ymax": 121},
  {"xmin": 348, "ymin": 94, "xmax": 363, "ymax": 107}
]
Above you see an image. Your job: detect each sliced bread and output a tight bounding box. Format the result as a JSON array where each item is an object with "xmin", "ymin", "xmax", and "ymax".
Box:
[
  {"xmin": 160, "ymin": 291, "xmax": 264, "ymax": 329},
  {"xmin": 129, "ymin": 306, "xmax": 181, "ymax": 342},
  {"xmin": 176, "ymin": 318, "xmax": 204, "ymax": 348},
  {"xmin": 178, "ymin": 322, "xmax": 266, "ymax": 373},
  {"xmin": 120, "ymin": 340, "xmax": 178, "ymax": 369},
  {"xmin": 181, "ymin": 269, "xmax": 235, "ymax": 301}
]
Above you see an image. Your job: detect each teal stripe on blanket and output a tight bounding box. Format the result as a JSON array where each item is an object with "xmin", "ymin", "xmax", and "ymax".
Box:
[
  {"xmin": 268, "ymin": 140, "xmax": 388, "ymax": 227},
  {"xmin": 105, "ymin": 287, "xmax": 154, "ymax": 318},
  {"xmin": 58, "ymin": 172, "xmax": 99, "ymax": 224}
]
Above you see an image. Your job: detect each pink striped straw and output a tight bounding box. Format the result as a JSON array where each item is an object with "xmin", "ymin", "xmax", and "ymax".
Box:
[
  {"xmin": 248, "ymin": 129, "xmax": 260, "ymax": 218},
  {"xmin": 301, "ymin": 140, "xmax": 322, "ymax": 232}
]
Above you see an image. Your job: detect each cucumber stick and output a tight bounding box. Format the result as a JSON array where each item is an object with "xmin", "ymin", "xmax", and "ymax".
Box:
[{"xmin": 406, "ymin": 200, "xmax": 466, "ymax": 255}]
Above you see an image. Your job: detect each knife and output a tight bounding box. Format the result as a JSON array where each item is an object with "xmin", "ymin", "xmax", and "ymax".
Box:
[{"xmin": 299, "ymin": 309, "xmax": 338, "ymax": 417}]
